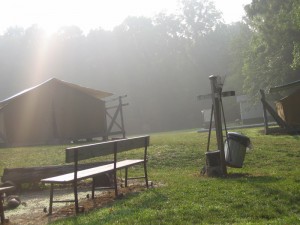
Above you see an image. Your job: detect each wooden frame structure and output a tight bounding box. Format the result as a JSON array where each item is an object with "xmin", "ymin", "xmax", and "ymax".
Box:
[
  {"xmin": 104, "ymin": 95, "xmax": 128, "ymax": 140},
  {"xmin": 198, "ymin": 75, "xmax": 236, "ymax": 176}
]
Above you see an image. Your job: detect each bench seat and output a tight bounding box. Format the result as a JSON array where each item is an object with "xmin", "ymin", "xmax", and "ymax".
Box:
[{"xmin": 41, "ymin": 159, "xmax": 144, "ymax": 183}]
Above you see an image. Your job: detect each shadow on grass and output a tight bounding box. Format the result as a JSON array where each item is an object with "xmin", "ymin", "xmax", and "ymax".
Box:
[
  {"xmin": 224, "ymin": 173, "xmax": 282, "ymax": 183},
  {"xmin": 224, "ymin": 173, "xmax": 300, "ymax": 210},
  {"xmin": 99, "ymin": 189, "xmax": 168, "ymax": 224}
]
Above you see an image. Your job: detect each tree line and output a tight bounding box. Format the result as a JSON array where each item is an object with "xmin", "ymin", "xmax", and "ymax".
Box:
[{"xmin": 0, "ymin": 0, "xmax": 299, "ymax": 134}]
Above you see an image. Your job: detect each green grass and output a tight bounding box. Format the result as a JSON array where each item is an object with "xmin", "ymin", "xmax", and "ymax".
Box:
[{"xmin": 0, "ymin": 128, "xmax": 300, "ymax": 224}]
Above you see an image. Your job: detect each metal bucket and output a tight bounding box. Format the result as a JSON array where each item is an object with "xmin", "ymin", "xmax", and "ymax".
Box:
[{"xmin": 224, "ymin": 132, "xmax": 251, "ymax": 168}]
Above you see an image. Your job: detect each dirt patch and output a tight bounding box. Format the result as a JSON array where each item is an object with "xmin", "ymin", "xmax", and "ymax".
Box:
[{"xmin": 3, "ymin": 181, "xmax": 153, "ymax": 225}]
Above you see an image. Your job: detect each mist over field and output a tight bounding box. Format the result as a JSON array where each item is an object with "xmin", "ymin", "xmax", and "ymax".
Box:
[{"xmin": 0, "ymin": 0, "xmax": 299, "ymax": 135}]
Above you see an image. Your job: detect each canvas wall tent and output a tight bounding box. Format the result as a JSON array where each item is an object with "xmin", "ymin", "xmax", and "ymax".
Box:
[
  {"xmin": 276, "ymin": 88, "xmax": 300, "ymax": 127},
  {"xmin": 260, "ymin": 80, "xmax": 300, "ymax": 134},
  {"xmin": 0, "ymin": 78, "xmax": 113, "ymax": 146}
]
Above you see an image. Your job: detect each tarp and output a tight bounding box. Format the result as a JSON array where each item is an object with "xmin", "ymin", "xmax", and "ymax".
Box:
[
  {"xmin": 276, "ymin": 88, "xmax": 300, "ymax": 126},
  {"xmin": 0, "ymin": 78, "xmax": 113, "ymax": 146},
  {"xmin": 269, "ymin": 80, "xmax": 300, "ymax": 93}
]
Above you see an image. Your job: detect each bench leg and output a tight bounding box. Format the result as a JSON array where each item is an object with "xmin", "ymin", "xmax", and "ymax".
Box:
[
  {"xmin": 125, "ymin": 168, "xmax": 128, "ymax": 187},
  {"xmin": 92, "ymin": 178, "xmax": 95, "ymax": 199},
  {"xmin": 0, "ymin": 194, "xmax": 5, "ymax": 224},
  {"xmin": 74, "ymin": 181, "xmax": 79, "ymax": 214},
  {"xmin": 113, "ymin": 170, "xmax": 118, "ymax": 198},
  {"xmin": 144, "ymin": 162, "xmax": 149, "ymax": 189},
  {"xmin": 49, "ymin": 184, "xmax": 54, "ymax": 215}
]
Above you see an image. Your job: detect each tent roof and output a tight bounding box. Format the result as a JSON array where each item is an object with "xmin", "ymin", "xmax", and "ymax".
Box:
[
  {"xmin": 0, "ymin": 78, "xmax": 113, "ymax": 108},
  {"xmin": 269, "ymin": 80, "xmax": 300, "ymax": 93},
  {"xmin": 278, "ymin": 87, "xmax": 300, "ymax": 102}
]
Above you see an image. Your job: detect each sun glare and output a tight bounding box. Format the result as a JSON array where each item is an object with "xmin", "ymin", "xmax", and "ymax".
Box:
[
  {"xmin": 0, "ymin": 0, "xmax": 250, "ymax": 35},
  {"xmin": 1, "ymin": 0, "xmax": 179, "ymax": 35}
]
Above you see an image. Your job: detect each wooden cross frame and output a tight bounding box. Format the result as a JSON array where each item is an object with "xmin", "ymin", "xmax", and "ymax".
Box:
[
  {"xmin": 198, "ymin": 75, "xmax": 235, "ymax": 176},
  {"xmin": 104, "ymin": 95, "xmax": 128, "ymax": 140}
]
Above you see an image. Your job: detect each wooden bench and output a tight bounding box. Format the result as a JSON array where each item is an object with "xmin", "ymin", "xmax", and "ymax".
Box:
[
  {"xmin": 1, "ymin": 162, "xmax": 113, "ymax": 190},
  {"xmin": 41, "ymin": 135, "xmax": 150, "ymax": 214}
]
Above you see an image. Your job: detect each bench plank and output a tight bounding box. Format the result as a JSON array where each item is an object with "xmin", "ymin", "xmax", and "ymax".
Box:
[
  {"xmin": 1, "ymin": 162, "xmax": 113, "ymax": 185},
  {"xmin": 66, "ymin": 141, "xmax": 115, "ymax": 163},
  {"xmin": 65, "ymin": 136, "xmax": 149, "ymax": 163},
  {"xmin": 41, "ymin": 160, "xmax": 143, "ymax": 183},
  {"xmin": 117, "ymin": 136, "xmax": 149, "ymax": 152}
]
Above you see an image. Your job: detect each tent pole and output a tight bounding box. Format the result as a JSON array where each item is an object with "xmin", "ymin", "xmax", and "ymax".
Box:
[{"xmin": 260, "ymin": 89, "xmax": 269, "ymax": 135}]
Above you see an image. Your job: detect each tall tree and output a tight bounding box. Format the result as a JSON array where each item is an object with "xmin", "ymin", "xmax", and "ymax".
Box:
[
  {"xmin": 180, "ymin": 0, "xmax": 222, "ymax": 39},
  {"xmin": 291, "ymin": 0, "xmax": 300, "ymax": 69},
  {"xmin": 0, "ymin": 0, "xmax": 246, "ymax": 134},
  {"xmin": 225, "ymin": 22, "xmax": 253, "ymax": 95},
  {"xmin": 243, "ymin": 0, "xmax": 300, "ymax": 98}
]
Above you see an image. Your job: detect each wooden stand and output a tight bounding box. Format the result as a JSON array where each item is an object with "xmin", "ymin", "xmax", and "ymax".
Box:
[
  {"xmin": 198, "ymin": 75, "xmax": 235, "ymax": 176},
  {"xmin": 209, "ymin": 75, "xmax": 227, "ymax": 175}
]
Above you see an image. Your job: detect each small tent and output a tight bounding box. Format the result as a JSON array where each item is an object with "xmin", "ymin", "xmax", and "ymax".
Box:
[
  {"xmin": 276, "ymin": 88, "xmax": 300, "ymax": 127},
  {"xmin": 0, "ymin": 78, "xmax": 113, "ymax": 146}
]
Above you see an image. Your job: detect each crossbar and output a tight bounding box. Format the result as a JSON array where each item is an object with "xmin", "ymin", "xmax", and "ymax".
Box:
[{"xmin": 66, "ymin": 136, "xmax": 149, "ymax": 163}]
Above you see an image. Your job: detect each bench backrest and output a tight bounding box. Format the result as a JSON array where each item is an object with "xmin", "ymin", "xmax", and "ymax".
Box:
[{"xmin": 65, "ymin": 135, "xmax": 150, "ymax": 163}]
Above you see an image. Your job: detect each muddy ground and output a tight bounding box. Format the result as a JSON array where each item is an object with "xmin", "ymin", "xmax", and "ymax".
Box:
[{"xmin": 3, "ymin": 181, "xmax": 151, "ymax": 225}]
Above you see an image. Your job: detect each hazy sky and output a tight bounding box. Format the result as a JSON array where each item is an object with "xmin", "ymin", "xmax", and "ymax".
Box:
[{"xmin": 0, "ymin": 0, "xmax": 251, "ymax": 35}]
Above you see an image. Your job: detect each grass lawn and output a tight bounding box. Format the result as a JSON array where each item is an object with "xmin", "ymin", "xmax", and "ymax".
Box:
[{"xmin": 0, "ymin": 128, "xmax": 300, "ymax": 224}]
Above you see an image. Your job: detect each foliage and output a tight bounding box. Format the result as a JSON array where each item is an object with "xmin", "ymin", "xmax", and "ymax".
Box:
[
  {"xmin": 0, "ymin": 0, "xmax": 244, "ymax": 135},
  {"xmin": 1, "ymin": 0, "xmax": 300, "ymax": 133},
  {"xmin": 291, "ymin": 0, "xmax": 300, "ymax": 69},
  {"xmin": 1, "ymin": 128, "xmax": 300, "ymax": 224},
  {"xmin": 224, "ymin": 22, "xmax": 253, "ymax": 95},
  {"xmin": 179, "ymin": 0, "xmax": 222, "ymax": 39},
  {"xmin": 243, "ymin": 0, "xmax": 300, "ymax": 98}
]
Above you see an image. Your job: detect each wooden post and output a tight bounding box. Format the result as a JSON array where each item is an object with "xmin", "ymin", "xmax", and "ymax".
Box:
[
  {"xmin": 119, "ymin": 96, "xmax": 126, "ymax": 138},
  {"xmin": 103, "ymin": 102, "xmax": 109, "ymax": 141},
  {"xmin": 74, "ymin": 150, "xmax": 79, "ymax": 214},
  {"xmin": 144, "ymin": 137, "xmax": 149, "ymax": 188},
  {"xmin": 113, "ymin": 142, "xmax": 118, "ymax": 198},
  {"xmin": 209, "ymin": 75, "xmax": 227, "ymax": 175},
  {"xmin": 260, "ymin": 89, "xmax": 269, "ymax": 134},
  {"xmin": 0, "ymin": 192, "xmax": 5, "ymax": 224},
  {"xmin": 49, "ymin": 184, "xmax": 54, "ymax": 215}
]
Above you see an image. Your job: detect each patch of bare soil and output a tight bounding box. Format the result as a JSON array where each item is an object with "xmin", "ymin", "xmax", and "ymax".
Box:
[{"xmin": 3, "ymin": 181, "xmax": 152, "ymax": 225}]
